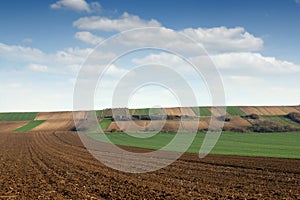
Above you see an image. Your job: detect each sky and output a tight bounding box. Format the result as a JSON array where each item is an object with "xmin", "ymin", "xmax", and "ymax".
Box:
[{"xmin": 0, "ymin": 0, "xmax": 300, "ymax": 112}]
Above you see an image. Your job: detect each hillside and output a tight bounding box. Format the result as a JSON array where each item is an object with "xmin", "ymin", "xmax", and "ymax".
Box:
[{"xmin": 0, "ymin": 106, "xmax": 300, "ymax": 133}]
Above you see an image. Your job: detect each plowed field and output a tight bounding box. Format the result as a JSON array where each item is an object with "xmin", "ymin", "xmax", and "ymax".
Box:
[
  {"xmin": 0, "ymin": 121, "xmax": 28, "ymax": 132},
  {"xmin": 31, "ymin": 120, "xmax": 75, "ymax": 131},
  {"xmin": 0, "ymin": 131, "xmax": 299, "ymax": 199}
]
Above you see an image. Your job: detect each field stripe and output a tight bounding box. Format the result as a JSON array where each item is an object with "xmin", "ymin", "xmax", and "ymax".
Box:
[
  {"xmin": 191, "ymin": 107, "xmax": 212, "ymax": 116},
  {"xmin": 226, "ymin": 106, "xmax": 246, "ymax": 116},
  {"xmin": 0, "ymin": 112, "xmax": 38, "ymax": 121},
  {"xmin": 13, "ymin": 120, "xmax": 45, "ymax": 132},
  {"xmin": 99, "ymin": 118, "xmax": 113, "ymax": 130}
]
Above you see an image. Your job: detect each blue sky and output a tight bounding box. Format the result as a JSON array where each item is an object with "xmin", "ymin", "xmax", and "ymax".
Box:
[{"xmin": 0, "ymin": 0, "xmax": 300, "ymax": 111}]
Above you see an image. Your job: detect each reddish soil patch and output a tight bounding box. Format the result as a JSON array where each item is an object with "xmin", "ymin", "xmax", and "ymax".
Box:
[
  {"xmin": 0, "ymin": 131, "xmax": 299, "ymax": 199},
  {"xmin": 0, "ymin": 121, "xmax": 28, "ymax": 132}
]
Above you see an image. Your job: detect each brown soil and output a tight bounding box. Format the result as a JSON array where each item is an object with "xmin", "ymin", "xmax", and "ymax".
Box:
[
  {"xmin": 163, "ymin": 107, "xmax": 182, "ymax": 116},
  {"xmin": 0, "ymin": 131, "xmax": 299, "ymax": 199},
  {"xmin": 281, "ymin": 106, "xmax": 300, "ymax": 114},
  {"xmin": 240, "ymin": 106, "xmax": 262, "ymax": 115},
  {"xmin": 107, "ymin": 117, "xmax": 253, "ymax": 132},
  {"xmin": 0, "ymin": 121, "xmax": 29, "ymax": 132},
  {"xmin": 31, "ymin": 120, "xmax": 75, "ymax": 131},
  {"xmin": 108, "ymin": 121, "xmax": 150, "ymax": 132},
  {"xmin": 240, "ymin": 106, "xmax": 300, "ymax": 116},
  {"xmin": 35, "ymin": 112, "xmax": 74, "ymax": 120},
  {"xmin": 180, "ymin": 107, "xmax": 196, "ymax": 116},
  {"xmin": 224, "ymin": 116, "xmax": 252, "ymax": 129}
]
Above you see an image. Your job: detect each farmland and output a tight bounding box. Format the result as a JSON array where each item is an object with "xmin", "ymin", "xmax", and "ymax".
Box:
[
  {"xmin": 0, "ymin": 131, "xmax": 299, "ymax": 199},
  {"xmin": 0, "ymin": 106, "xmax": 299, "ymax": 199},
  {"xmin": 226, "ymin": 106, "xmax": 246, "ymax": 116},
  {"xmin": 89, "ymin": 132, "xmax": 300, "ymax": 159},
  {"xmin": 0, "ymin": 112, "xmax": 37, "ymax": 121},
  {"xmin": 1, "ymin": 106, "xmax": 299, "ymax": 133},
  {"xmin": 133, "ymin": 108, "xmax": 165, "ymax": 115},
  {"xmin": 99, "ymin": 118, "xmax": 113, "ymax": 130},
  {"xmin": 191, "ymin": 106, "xmax": 211, "ymax": 116},
  {"xmin": 13, "ymin": 120, "xmax": 45, "ymax": 132},
  {"xmin": 261, "ymin": 115, "xmax": 300, "ymax": 128}
]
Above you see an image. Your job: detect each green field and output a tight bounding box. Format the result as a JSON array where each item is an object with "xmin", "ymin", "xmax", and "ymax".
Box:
[
  {"xmin": 191, "ymin": 107, "xmax": 212, "ymax": 116},
  {"xmin": 95, "ymin": 110, "xmax": 103, "ymax": 117},
  {"xmin": 226, "ymin": 106, "xmax": 246, "ymax": 116},
  {"xmin": 0, "ymin": 112, "xmax": 38, "ymax": 121},
  {"xmin": 99, "ymin": 118, "xmax": 113, "ymax": 130},
  {"xmin": 129, "ymin": 109, "xmax": 134, "ymax": 115},
  {"xmin": 14, "ymin": 120, "xmax": 45, "ymax": 132},
  {"xmin": 88, "ymin": 132, "xmax": 300, "ymax": 159},
  {"xmin": 262, "ymin": 115, "xmax": 300, "ymax": 128},
  {"xmin": 133, "ymin": 108, "xmax": 165, "ymax": 115}
]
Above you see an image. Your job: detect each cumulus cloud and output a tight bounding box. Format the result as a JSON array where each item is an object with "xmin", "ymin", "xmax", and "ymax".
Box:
[
  {"xmin": 0, "ymin": 42, "xmax": 118, "ymax": 76},
  {"xmin": 73, "ymin": 11, "xmax": 262, "ymax": 53},
  {"xmin": 73, "ymin": 12, "xmax": 161, "ymax": 31},
  {"xmin": 210, "ymin": 52, "xmax": 300, "ymax": 74},
  {"xmin": 50, "ymin": 0, "xmax": 101, "ymax": 13},
  {"xmin": 75, "ymin": 31, "xmax": 103, "ymax": 45},
  {"xmin": 28, "ymin": 64, "xmax": 48, "ymax": 72},
  {"xmin": 0, "ymin": 42, "xmax": 45, "ymax": 62},
  {"xmin": 2, "ymin": 11, "xmax": 300, "ymax": 110},
  {"xmin": 77, "ymin": 25, "xmax": 262, "ymax": 53},
  {"xmin": 132, "ymin": 52, "xmax": 300, "ymax": 77},
  {"xmin": 132, "ymin": 52, "xmax": 196, "ymax": 76},
  {"xmin": 180, "ymin": 27, "xmax": 263, "ymax": 52},
  {"xmin": 0, "ymin": 42, "xmax": 91, "ymax": 71},
  {"xmin": 124, "ymin": 27, "xmax": 262, "ymax": 53}
]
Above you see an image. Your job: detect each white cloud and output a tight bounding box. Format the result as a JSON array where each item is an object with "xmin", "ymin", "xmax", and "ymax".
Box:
[
  {"xmin": 210, "ymin": 52, "xmax": 300, "ymax": 74},
  {"xmin": 53, "ymin": 47, "xmax": 93, "ymax": 65},
  {"xmin": 75, "ymin": 31, "xmax": 103, "ymax": 45},
  {"xmin": 73, "ymin": 11, "xmax": 262, "ymax": 53},
  {"xmin": 180, "ymin": 27, "xmax": 263, "ymax": 52},
  {"xmin": 81, "ymin": 25, "xmax": 262, "ymax": 53},
  {"xmin": 105, "ymin": 64, "xmax": 129, "ymax": 76},
  {"xmin": 133, "ymin": 51, "xmax": 300, "ymax": 74},
  {"xmin": 28, "ymin": 64, "xmax": 48, "ymax": 72},
  {"xmin": 50, "ymin": 0, "xmax": 100, "ymax": 13},
  {"xmin": 132, "ymin": 52, "xmax": 196, "ymax": 76},
  {"xmin": 73, "ymin": 12, "xmax": 161, "ymax": 31},
  {"xmin": 1, "ymin": 11, "xmax": 300, "ymax": 111},
  {"xmin": 0, "ymin": 42, "xmax": 92, "ymax": 71},
  {"xmin": 0, "ymin": 42, "xmax": 45, "ymax": 62}
]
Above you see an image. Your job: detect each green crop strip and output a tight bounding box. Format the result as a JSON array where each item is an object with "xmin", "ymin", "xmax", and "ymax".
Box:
[
  {"xmin": 88, "ymin": 132, "xmax": 300, "ymax": 159},
  {"xmin": 191, "ymin": 107, "xmax": 212, "ymax": 116},
  {"xmin": 99, "ymin": 118, "xmax": 113, "ymax": 130},
  {"xmin": 13, "ymin": 120, "xmax": 45, "ymax": 132},
  {"xmin": 226, "ymin": 106, "xmax": 246, "ymax": 116},
  {"xmin": 0, "ymin": 112, "xmax": 38, "ymax": 121}
]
